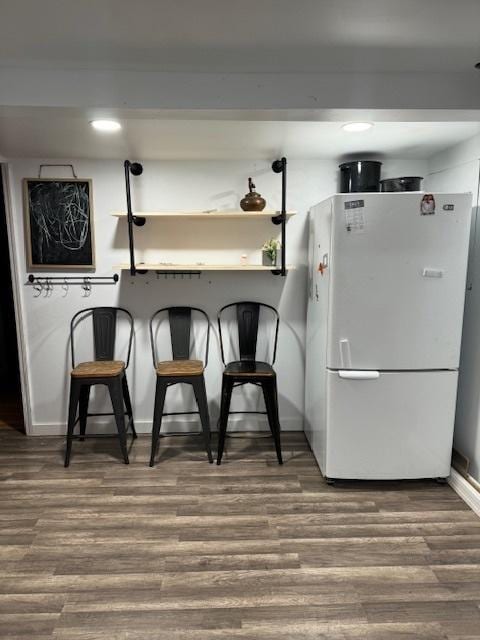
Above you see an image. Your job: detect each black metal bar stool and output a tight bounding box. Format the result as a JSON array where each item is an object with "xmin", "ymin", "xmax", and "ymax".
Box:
[
  {"xmin": 64, "ymin": 307, "xmax": 137, "ymax": 467},
  {"xmin": 149, "ymin": 306, "xmax": 213, "ymax": 466},
  {"xmin": 216, "ymin": 301, "xmax": 283, "ymax": 465}
]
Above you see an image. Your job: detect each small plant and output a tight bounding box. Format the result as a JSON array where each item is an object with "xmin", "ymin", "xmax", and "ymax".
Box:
[{"xmin": 262, "ymin": 238, "xmax": 280, "ymax": 265}]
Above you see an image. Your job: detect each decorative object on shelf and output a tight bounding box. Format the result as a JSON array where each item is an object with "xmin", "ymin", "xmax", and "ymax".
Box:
[
  {"xmin": 262, "ymin": 238, "xmax": 280, "ymax": 266},
  {"xmin": 240, "ymin": 254, "xmax": 248, "ymax": 266},
  {"xmin": 23, "ymin": 169, "xmax": 95, "ymax": 270},
  {"xmin": 240, "ymin": 178, "xmax": 266, "ymax": 211}
]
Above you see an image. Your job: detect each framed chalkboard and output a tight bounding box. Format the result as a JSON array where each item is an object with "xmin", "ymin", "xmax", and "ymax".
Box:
[{"xmin": 23, "ymin": 178, "xmax": 95, "ymax": 270}]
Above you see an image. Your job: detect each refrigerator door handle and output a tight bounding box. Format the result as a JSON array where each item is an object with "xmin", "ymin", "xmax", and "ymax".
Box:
[
  {"xmin": 339, "ymin": 339, "xmax": 352, "ymax": 368},
  {"xmin": 338, "ymin": 370, "xmax": 380, "ymax": 380}
]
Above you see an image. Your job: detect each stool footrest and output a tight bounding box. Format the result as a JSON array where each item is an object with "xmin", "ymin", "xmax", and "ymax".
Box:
[
  {"xmin": 161, "ymin": 410, "xmax": 200, "ymax": 417},
  {"xmin": 159, "ymin": 431, "xmax": 205, "ymax": 438},
  {"xmin": 86, "ymin": 411, "xmax": 130, "ymax": 417},
  {"xmin": 227, "ymin": 410, "xmax": 267, "ymax": 415},
  {"xmin": 69, "ymin": 431, "xmax": 135, "ymax": 440}
]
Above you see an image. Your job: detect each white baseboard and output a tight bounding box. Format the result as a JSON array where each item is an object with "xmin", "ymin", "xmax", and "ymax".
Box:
[
  {"xmin": 448, "ymin": 467, "xmax": 480, "ymax": 517},
  {"xmin": 29, "ymin": 416, "xmax": 303, "ymax": 436}
]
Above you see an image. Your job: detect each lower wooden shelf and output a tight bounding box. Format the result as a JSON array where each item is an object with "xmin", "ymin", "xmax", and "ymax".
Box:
[{"xmin": 114, "ymin": 263, "xmax": 294, "ymax": 272}]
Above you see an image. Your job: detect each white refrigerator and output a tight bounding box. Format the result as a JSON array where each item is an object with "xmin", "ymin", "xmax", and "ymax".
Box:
[{"xmin": 305, "ymin": 192, "xmax": 471, "ymax": 481}]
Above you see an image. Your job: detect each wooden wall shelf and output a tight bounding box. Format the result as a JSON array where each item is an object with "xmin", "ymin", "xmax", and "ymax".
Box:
[
  {"xmin": 112, "ymin": 210, "xmax": 296, "ymax": 220},
  {"xmin": 115, "ymin": 263, "xmax": 295, "ymax": 273}
]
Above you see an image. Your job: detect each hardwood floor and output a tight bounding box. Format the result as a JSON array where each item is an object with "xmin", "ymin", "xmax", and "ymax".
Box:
[{"xmin": 1, "ymin": 427, "xmax": 480, "ymax": 639}]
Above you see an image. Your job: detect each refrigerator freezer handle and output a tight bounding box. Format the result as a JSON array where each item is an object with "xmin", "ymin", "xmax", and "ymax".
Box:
[{"xmin": 338, "ymin": 370, "xmax": 380, "ymax": 380}]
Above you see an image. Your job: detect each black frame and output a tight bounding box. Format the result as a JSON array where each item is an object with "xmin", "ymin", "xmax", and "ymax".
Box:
[
  {"xmin": 70, "ymin": 306, "xmax": 134, "ymax": 370},
  {"xmin": 217, "ymin": 301, "xmax": 280, "ymax": 366},
  {"xmin": 149, "ymin": 306, "xmax": 211, "ymax": 370}
]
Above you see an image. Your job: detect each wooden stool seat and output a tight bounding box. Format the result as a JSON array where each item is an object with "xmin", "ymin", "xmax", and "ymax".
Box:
[
  {"xmin": 71, "ymin": 360, "xmax": 125, "ymax": 378},
  {"xmin": 224, "ymin": 361, "xmax": 274, "ymax": 377},
  {"xmin": 156, "ymin": 359, "xmax": 204, "ymax": 377}
]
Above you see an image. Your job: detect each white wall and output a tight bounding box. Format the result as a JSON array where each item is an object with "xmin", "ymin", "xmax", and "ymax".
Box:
[
  {"xmin": 7, "ymin": 156, "xmax": 426, "ymax": 436},
  {"xmin": 426, "ymin": 136, "xmax": 480, "ymax": 482}
]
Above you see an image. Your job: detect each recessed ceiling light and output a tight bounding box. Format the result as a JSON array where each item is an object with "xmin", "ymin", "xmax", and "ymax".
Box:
[
  {"xmin": 342, "ymin": 122, "xmax": 374, "ymax": 133},
  {"xmin": 90, "ymin": 119, "xmax": 122, "ymax": 132}
]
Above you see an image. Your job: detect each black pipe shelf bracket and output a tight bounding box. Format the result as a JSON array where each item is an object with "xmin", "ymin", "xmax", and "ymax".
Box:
[
  {"xmin": 124, "ymin": 159, "xmax": 145, "ymax": 276},
  {"xmin": 271, "ymin": 156, "xmax": 287, "ymax": 276}
]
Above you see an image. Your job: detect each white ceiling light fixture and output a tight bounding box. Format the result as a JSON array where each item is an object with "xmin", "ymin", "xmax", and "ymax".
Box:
[
  {"xmin": 90, "ymin": 119, "xmax": 122, "ymax": 132},
  {"xmin": 341, "ymin": 122, "xmax": 374, "ymax": 133}
]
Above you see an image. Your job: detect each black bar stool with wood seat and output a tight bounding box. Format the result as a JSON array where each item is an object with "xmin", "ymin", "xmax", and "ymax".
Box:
[
  {"xmin": 64, "ymin": 307, "xmax": 137, "ymax": 467},
  {"xmin": 149, "ymin": 306, "xmax": 213, "ymax": 466},
  {"xmin": 216, "ymin": 301, "xmax": 283, "ymax": 465}
]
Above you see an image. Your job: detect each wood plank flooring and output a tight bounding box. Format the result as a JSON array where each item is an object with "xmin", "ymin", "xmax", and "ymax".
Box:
[{"xmin": 1, "ymin": 427, "xmax": 480, "ymax": 639}]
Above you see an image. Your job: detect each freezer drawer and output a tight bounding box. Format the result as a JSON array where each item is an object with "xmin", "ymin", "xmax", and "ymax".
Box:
[{"xmin": 325, "ymin": 369, "xmax": 458, "ymax": 480}]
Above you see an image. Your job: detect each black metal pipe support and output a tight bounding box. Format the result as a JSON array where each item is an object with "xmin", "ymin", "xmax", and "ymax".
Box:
[
  {"xmin": 124, "ymin": 160, "xmax": 144, "ymax": 276},
  {"xmin": 271, "ymin": 157, "xmax": 287, "ymax": 276}
]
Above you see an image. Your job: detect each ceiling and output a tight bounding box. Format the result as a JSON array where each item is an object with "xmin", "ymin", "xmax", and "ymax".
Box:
[
  {"xmin": 1, "ymin": 0, "xmax": 480, "ymax": 74},
  {"xmin": 0, "ymin": 109, "xmax": 478, "ymax": 160}
]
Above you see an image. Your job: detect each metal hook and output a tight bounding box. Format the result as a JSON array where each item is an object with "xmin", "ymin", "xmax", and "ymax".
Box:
[
  {"xmin": 62, "ymin": 278, "xmax": 69, "ymax": 297},
  {"xmin": 33, "ymin": 280, "xmax": 43, "ymax": 297},
  {"xmin": 82, "ymin": 278, "xmax": 91, "ymax": 297},
  {"xmin": 43, "ymin": 279, "xmax": 50, "ymax": 297}
]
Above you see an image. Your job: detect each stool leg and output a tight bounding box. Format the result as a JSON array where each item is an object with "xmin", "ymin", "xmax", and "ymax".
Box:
[
  {"xmin": 192, "ymin": 375, "xmax": 213, "ymax": 463},
  {"xmin": 216, "ymin": 376, "xmax": 234, "ymax": 465},
  {"xmin": 150, "ymin": 378, "xmax": 167, "ymax": 467},
  {"xmin": 64, "ymin": 379, "xmax": 81, "ymax": 467},
  {"xmin": 122, "ymin": 374, "xmax": 137, "ymax": 439},
  {"xmin": 108, "ymin": 377, "xmax": 129, "ymax": 465},
  {"xmin": 263, "ymin": 378, "xmax": 283, "ymax": 465},
  {"xmin": 78, "ymin": 385, "xmax": 90, "ymax": 442}
]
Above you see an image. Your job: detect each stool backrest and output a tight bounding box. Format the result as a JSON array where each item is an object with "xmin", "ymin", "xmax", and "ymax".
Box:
[
  {"xmin": 150, "ymin": 307, "xmax": 210, "ymax": 367},
  {"xmin": 217, "ymin": 301, "xmax": 279, "ymax": 365},
  {"xmin": 70, "ymin": 307, "xmax": 134, "ymax": 368}
]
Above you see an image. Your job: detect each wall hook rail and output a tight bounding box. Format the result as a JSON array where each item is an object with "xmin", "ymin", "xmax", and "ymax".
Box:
[
  {"xmin": 28, "ymin": 274, "xmax": 119, "ymax": 286},
  {"xmin": 154, "ymin": 270, "xmax": 202, "ymax": 279},
  {"xmin": 271, "ymin": 156, "xmax": 287, "ymax": 276}
]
